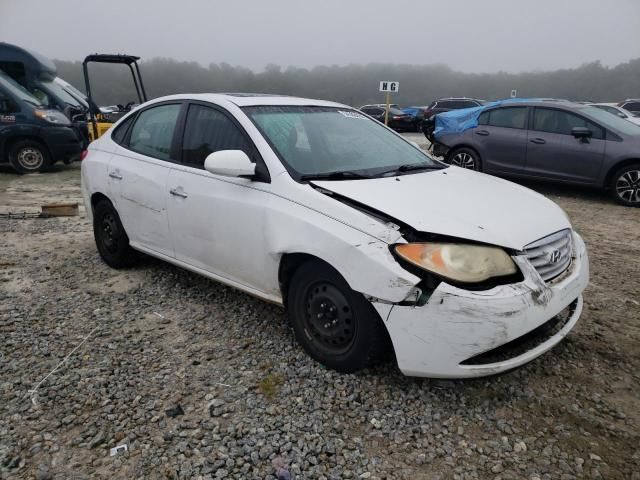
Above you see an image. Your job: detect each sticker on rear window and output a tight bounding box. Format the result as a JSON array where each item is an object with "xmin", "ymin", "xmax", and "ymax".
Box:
[{"xmin": 338, "ymin": 110, "xmax": 366, "ymax": 119}]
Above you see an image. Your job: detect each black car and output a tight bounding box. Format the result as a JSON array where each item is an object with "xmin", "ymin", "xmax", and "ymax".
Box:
[
  {"xmin": 0, "ymin": 71, "xmax": 83, "ymax": 173},
  {"xmin": 422, "ymin": 97, "xmax": 484, "ymax": 140},
  {"xmin": 359, "ymin": 105, "xmax": 414, "ymax": 131}
]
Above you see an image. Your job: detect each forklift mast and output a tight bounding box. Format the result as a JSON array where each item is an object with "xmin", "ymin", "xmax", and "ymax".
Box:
[{"xmin": 82, "ymin": 54, "xmax": 147, "ymax": 140}]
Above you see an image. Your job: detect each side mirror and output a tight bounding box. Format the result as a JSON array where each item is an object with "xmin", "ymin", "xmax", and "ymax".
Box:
[
  {"xmin": 204, "ymin": 150, "xmax": 256, "ymax": 178},
  {"xmin": 571, "ymin": 127, "xmax": 592, "ymax": 140}
]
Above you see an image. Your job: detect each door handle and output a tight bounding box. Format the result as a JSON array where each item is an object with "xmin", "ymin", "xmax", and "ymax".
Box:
[
  {"xmin": 530, "ymin": 138, "xmax": 546, "ymax": 144},
  {"xmin": 108, "ymin": 171, "xmax": 123, "ymax": 180},
  {"xmin": 169, "ymin": 188, "xmax": 188, "ymax": 198},
  {"xmin": 475, "ymin": 130, "xmax": 490, "ymax": 136}
]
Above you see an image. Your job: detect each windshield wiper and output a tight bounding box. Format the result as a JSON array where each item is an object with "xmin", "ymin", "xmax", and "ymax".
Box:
[
  {"xmin": 300, "ymin": 170, "xmax": 371, "ymax": 181},
  {"xmin": 376, "ymin": 163, "xmax": 445, "ymax": 177}
]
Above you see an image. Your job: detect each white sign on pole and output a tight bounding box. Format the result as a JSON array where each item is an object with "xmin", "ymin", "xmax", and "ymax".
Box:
[
  {"xmin": 510, "ymin": 89, "xmax": 517, "ymax": 98},
  {"xmin": 379, "ymin": 81, "xmax": 400, "ymax": 93}
]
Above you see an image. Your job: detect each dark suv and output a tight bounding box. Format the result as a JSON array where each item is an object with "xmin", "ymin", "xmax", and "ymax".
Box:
[
  {"xmin": 433, "ymin": 100, "xmax": 640, "ymax": 206},
  {"xmin": 422, "ymin": 98, "xmax": 484, "ymax": 140}
]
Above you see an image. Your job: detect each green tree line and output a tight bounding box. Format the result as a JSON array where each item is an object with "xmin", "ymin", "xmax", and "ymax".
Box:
[{"xmin": 54, "ymin": 57, "xmax": 640, "ymax": 108}]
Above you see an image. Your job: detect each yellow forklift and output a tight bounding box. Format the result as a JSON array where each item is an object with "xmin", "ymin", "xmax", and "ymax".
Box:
[{"xmin": 82, "ymin": 54, "xmax": 148, "ymax": 141}]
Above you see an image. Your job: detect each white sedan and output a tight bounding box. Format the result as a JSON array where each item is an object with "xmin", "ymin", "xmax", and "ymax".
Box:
[
  {"xmin": 81, "ymin": 94, "xmax": 589, "ymax": 378},
  {"xmin": 589, "ymin": 103, "xmax": 640, "ymax": 126}
]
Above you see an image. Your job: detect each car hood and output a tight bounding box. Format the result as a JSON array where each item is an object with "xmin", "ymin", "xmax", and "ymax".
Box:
[{"xmin": 312, "ymin": 167, "xmax": 570, "ymax": 250}]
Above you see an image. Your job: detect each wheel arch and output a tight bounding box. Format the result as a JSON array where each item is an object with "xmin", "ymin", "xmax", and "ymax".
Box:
[
  {"xmin": 90, "ymin": 191, "xmax": 112, "ymax": 210},
  {"xmin": 278, "ymin": 252, "xmax": 337, "ymax": 308},
  {"xmin": 603, "ymin": 158, "xmax": 640, "ymax": 189},
  {"xmin": 446, "ymin": 144, "xmax": 481, "ymax": 161},
  {"xmin": 5, "ymin": 135, "xmax": 52, "ymax": 161}
]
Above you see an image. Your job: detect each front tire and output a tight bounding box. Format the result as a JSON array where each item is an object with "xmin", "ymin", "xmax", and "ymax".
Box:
[
  {"xmin": 610, "ymin": 163, "xmax": 640, "ymax": 207},
  {"xmin": 93, "ymin": 200, "xmax": 137, "ymax": 268},
  {"xmin": 447, "ymin": 147, "xmax": 481, "ymax": 171},
  {"xmin": 9, "ymin": 140, "xmax": 50, "ymax": 174},
  {"xmin": 287, "ymin": 261, "xmax": 390, "ymax": 373}
]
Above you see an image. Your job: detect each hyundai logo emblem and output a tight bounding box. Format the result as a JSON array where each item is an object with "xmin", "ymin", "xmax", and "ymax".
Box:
[{"xmin": 549, "ymin": 249, "xmax": 562, "ymax": 264}]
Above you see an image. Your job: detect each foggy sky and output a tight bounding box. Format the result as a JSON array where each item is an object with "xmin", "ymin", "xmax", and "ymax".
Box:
[{"xmin": 1, "ymin": 0, "xmax": 639, "ymax": 73}]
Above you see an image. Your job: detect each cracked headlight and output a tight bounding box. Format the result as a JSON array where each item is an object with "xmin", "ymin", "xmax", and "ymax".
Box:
[{"xmin": 394, "ymin": 243, "xmax": 517, "ymax": 284}]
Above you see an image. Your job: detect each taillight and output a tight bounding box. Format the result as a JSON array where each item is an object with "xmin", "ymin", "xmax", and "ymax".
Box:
[{"xmin": 80, "ymin": 150, "xmax": 88, "ymax": 161}]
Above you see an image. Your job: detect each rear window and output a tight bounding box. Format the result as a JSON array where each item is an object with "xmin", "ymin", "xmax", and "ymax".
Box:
[
  {"xmin": 459, "ymin": 100, "xmax": 480, "ymax": 108},
  {"xmin": 622, "ymin": 101, "xmax": 640, "ymax": 111},
  {"xmin": 111, "ymin": 115, "xmax": 134, "ymax": 145},
  {"xmin": 479, "ymin": 107, "xmax": 527, "ymax": 129}
]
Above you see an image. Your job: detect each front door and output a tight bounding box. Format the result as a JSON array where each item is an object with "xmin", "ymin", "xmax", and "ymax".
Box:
[
  {"xmin": 108, "ymin": 102, "xmax": 182, "ymax": 257},
  {"xmin": 166, "ymin": 103, "xmax": 273, "ymax": 293},
  {"xmin": 525, "ymin": 107, "xmax": 606, "ymax": 183}
]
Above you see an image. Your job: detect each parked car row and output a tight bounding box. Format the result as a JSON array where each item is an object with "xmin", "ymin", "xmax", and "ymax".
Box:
[
  {"xmin": 431, "ymin": 99, "xmax": 640, "ymax": 207},
  {"xmin": 359, "ymin": 98, "xmax": 486, "ymax": 133}
]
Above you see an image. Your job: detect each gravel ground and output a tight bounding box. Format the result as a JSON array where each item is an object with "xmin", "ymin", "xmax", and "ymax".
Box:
[{"xmin": 0, "ymin": 156, "xmax": 639, "ymax": 480}]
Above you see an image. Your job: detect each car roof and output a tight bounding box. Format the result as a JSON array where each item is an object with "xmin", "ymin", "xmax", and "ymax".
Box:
[
  {"xmin": 146, "ymin": 93, "xmax": 348, "ymax": 108},
  {"xmin": 436, "ymin": 97, "xmax": 481, "ymax": 101},
  {"xmin": 479, "ymin": 99, "xmax": 580, "ymax": 109}
]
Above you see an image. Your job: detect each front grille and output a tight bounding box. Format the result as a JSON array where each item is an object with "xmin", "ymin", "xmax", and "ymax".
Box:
[
  {"xmin": 460, "ymin": 299, "xmax": 578, "ymax": 366},
  {"xmin": 523, "ymin": 229, "xmax": 573, "ymax": 282}
]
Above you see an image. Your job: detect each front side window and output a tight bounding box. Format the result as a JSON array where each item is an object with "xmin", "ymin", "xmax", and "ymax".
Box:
[
  {"xmin": 128, "ymin": 104, "xmax": 181, "ymax": 160},
  {"xmin": 244, "ymin": 106, "xmax": 441, "ymax": 179},
  {"xmin": 181, "ymin": 105, "xmax": 253, "ymax": 167},
  {"xmin": 533, "ymin": 108, "xmax": 604, "ymax": 139}
]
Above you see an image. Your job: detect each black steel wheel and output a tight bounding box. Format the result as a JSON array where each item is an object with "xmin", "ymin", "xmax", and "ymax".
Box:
[
  {"xmin": 302, "ymin": 281, "xmax": 357, "ymax": 356},
  {"xmin": 93, "ymin": 199, "xmax": 137, "ymax": 268},
  {"xmin": 611, "ymin": 164, "xmax": 640, "ymax": 207},
  {"xmin": 287, "ymin": 260, "xmax": 390, "ymax": 373}
]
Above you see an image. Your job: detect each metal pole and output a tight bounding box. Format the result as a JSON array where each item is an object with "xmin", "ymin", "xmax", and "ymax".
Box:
[
  {"xmin": 83, "ymin": 61, "xmax": 99, "ymax": 141},
  {"xmin": 384, "ymin": 91, "xmax": 390, "ymax": 126}
]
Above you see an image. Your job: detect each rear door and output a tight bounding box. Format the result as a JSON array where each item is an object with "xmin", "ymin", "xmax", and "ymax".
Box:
[
  {"xmin": 471, "ymin": 106, "xmax": 529, "ymax": 174},
  {"xmin": 107, "ymin": 102, "xmax": 182, "ymax": 257},
  {"xmin": 525, "ymin": 107, "xmax": 606, "ymax": 183}
]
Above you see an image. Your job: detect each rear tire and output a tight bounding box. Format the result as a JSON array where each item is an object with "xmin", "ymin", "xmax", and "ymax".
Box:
[
  {"xmin": 287, "ymin": 260, "xmax": 390, "ymax": 373},
  {"xmin": 8, "ymin": 140, "xmax": 50, "ymax": 174},
  {"xmin": 93, "ymin": 199, "xmax": 138, "ymax": 268},
  {"xmin": 447, "ymin": 147, "xmax": 481, "ymax": 171},
  {"xmin": 610, "ymin": 163, "xmax": 640, "ymax": 207}
]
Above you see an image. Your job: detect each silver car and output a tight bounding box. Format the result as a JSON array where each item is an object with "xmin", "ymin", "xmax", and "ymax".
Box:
[{"xmin": 435, "ymin": 100, "xmax": 640, "ymax": 207}]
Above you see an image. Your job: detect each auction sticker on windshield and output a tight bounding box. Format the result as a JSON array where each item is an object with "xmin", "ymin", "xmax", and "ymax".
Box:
[{"xmin": 338, "ymin": 110, "xmax": 366, "ymax": 119}]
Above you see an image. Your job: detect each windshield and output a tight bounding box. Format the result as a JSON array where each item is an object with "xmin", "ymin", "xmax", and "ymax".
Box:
[
  {"xmin": 54, "ymin": 78, "xmax": 89, "ymax": 109},
  {"xmin": 243, "ymin": 106, "xmax": 441, "ymax": 179},
  {"xmin": 579, "ymin": 105, "xmax": 640, "ymax": 136},
  {"xmin": 0, "ymin": 71, "xmax": 42, "ymax": 107},
  {"xmin": 38, "ymin": 79, "xmax": 85, "ymax": 109}
]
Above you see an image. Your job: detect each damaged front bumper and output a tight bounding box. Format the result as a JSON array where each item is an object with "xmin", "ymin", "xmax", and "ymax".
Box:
[{"xmin": 375, "ymin": 231, "xmax": 589, "ymax": 378}]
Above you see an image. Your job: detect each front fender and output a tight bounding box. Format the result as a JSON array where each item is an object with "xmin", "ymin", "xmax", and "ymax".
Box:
[{"xmin": 263, "ymin": 194, "xmax": 420, "ymax": 303}]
